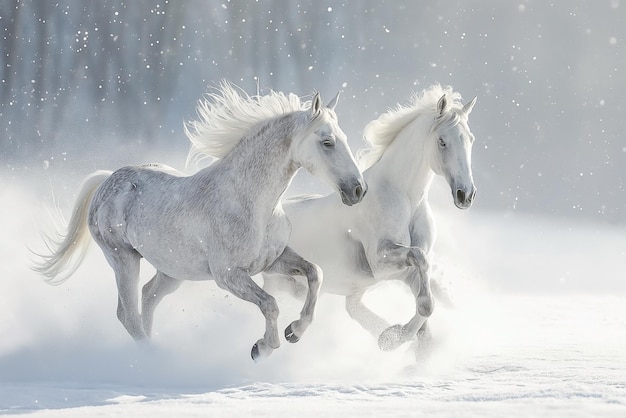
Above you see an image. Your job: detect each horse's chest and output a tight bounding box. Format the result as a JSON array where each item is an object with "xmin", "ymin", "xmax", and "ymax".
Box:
[
  {"xmin": 246, "ymin": 217, "xmax": 290, "ymax": 275},
  {"xmin": 347, "ymin": 234, "xmax": 373, "ymax": 276}
]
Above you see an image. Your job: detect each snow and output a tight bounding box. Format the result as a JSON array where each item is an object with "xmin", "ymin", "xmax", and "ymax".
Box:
[
  {"xmin": 1, "ymin": 178, "xmax": 625, "ymax": 417},
  {"xmin": 3, "ymin": 1, "xmax": 626, "ymax": 414}
]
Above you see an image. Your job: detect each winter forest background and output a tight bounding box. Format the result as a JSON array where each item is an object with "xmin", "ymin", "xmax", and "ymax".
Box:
[{"xmin": 2, "ymin": 0, "xmax": 625, "ymax": 223}]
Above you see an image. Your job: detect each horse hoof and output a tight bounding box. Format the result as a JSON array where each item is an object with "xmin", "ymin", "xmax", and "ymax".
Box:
[
  {"xmin": 251, "ymin": 340, "xmax": 274, "ymax": 362},
  {"xmin": 378, "ymin": 324, "xmax": 408, "ymax": 351},
  {"xmin": 285, "ymin": 324, "xmax": 300, "ymax": 343},
  {"xmin": 251, "ymin": 343, "xmax": 260, "ymax": 361}
]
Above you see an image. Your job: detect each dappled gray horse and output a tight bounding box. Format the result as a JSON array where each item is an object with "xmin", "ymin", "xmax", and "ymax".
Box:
[
  {"xmin": 264, "ymin": 84, "xmax": 476, "ymax": 353},
  {"xmin": 33, "ymin": 82, "xmax": 366, "ymax": 361}
]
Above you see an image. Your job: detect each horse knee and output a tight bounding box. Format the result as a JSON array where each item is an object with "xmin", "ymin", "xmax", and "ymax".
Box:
[
  {"xmin": 261, "ymin": 294, "xmax": 280, "ymax": 320},
  {"xmin": 417, "ymin": 294, "xmax": 434, "ymax": 317},
  {"xmin": 408, "ymin": 248, "xmax": 430, "ymax": 271},
  {"xmin": 302, "ymin": 262, "xmax": 323, "ymax": 288}
]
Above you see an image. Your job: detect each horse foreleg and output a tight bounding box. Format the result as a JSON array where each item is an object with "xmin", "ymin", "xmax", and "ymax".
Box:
[
  {"xmin": 262, "ymin": 273, "xmax": 308, "ymax": 300},
  {"xmin": 213, "ymin": 268, "xmax": 280, "ymax": 362},
  {"xmin": 265, "ymin": 246, "xmax": 322, "ymax": 344},
  {"xmin": 141, "ymin": 271, "xmax": 183, "ymax": 337},
  {"xmin": 378, "ymin": 268, "xmax": 434, "ymax": 351},
  {"xmin": 345, "ymin": 290, "xmax": 391, "ymax": 338},
  {"xmin": 376, "ymin": 239, "xmax": 429, "ymax": 271}
]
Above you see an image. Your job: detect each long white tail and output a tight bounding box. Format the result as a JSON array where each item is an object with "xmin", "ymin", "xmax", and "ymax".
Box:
[{"xmin": 32, "ymin": 170, "xmax": 112, "ymax": 285}]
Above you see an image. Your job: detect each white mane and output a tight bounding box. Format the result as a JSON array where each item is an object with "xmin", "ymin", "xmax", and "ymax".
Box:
[
  {"xmin": 185, "ymin": 81, "xmax": 309, "ymax": 166},
  {"xmin": 357, "ymin": 84, "xmax": 464, "ymax": 170}
]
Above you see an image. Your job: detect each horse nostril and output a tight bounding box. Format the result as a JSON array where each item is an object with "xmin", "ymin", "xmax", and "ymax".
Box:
[
  {"xmin": 355, "ymin": 184, "xmax": 364, "ymax": 200},
  {"xmin": 456, "ymin": 189, "xmax": 465, "ymax": 203}
]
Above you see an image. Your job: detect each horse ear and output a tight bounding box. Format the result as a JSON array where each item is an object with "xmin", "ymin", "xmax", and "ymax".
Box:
[
  {"xmin": 463, "ymin": 96, "xmax": 477, "ymax": 115},
  {"xmin": 437, "ymin": 94, "xmax": 448, "ymax": 115},
  {"xmin": 326, "ymin": 91, "xmax": 341, "ymax": 111},
  {"xmin": 311, "ymin": 92, "xmax": 322, "ymax": 115}
]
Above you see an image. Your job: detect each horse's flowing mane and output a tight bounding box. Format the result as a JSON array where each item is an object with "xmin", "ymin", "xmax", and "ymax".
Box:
[
  {"xmin": 185, "ymin": 81, "xmax": 309, "ymax": 166},
  {"xmin": 357, "ymin": 84, "xmax": 464, "ymax": 170}
]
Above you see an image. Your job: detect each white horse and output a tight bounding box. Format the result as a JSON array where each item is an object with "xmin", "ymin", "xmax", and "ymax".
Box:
[
  {"xmin": 33, "ymin": 82, "xmax": 366, "ymax": 361},
  {"xmin": 263, "ymin": 84, "xmax": 476, "ymax": 352}
]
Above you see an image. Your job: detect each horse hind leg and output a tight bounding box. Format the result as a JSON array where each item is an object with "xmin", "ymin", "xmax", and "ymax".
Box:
[
  {"xmin": 102, "ymin": 248, "xmax": 147, "ymax": 341},
  {"xmin": 141, "ymin": 271, "xmax": 182, "ymax": 337}
]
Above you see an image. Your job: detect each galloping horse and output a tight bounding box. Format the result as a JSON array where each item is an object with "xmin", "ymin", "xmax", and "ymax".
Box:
[
  {"xmin": 263, "ymin": 84, "xmax": 477, "ymax": 352},
  {"xmin": 33, "ymin": 82, "xmax": 366, "ymax": 361}
]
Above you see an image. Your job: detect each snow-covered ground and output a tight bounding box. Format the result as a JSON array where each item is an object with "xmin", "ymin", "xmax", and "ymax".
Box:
[{"xmin": 1, "ymin": 176, "xmax": 625, "ymax": 417}]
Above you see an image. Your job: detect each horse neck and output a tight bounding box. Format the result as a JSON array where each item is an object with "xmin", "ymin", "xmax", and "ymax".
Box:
[
  {"xmin": 366, "ymin": 114, "xmax": 435, "ymax": 206},
  {"xmin": 200, "ymin": 114, "xmax": 300, "ymax": 216}
]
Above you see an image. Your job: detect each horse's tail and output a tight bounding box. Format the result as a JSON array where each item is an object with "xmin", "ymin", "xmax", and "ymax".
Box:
[{"xmin": 32, "ymin": 170, "xmax": 112, "ymax": 285}]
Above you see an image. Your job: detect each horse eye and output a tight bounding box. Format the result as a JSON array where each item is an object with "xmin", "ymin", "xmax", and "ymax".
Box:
[
  {"xmin": 322, "ymin": 138, "xmax": 335, "ymax": 149},
  {"xmin": 438, "ymin": 137, "xmax": 446, "ymax": 147}
]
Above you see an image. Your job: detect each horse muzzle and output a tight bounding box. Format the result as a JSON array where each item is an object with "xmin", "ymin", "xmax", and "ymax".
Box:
[
  {"xmin": 340, "ymin": 179, "xmax": 368, "ymax": 206},
  {"xmin": 454, "ymin": 186, "xmax": 476, "ymax": 210}
]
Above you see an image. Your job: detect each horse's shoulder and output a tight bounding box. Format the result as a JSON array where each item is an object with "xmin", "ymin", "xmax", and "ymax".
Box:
[
  {"xmin": 409, "ymin": 204, "xmax": 436, "ymax": 250},
  {"xmin": 366, "ymin": 185, "xmax": 411, "ymax": 220}
]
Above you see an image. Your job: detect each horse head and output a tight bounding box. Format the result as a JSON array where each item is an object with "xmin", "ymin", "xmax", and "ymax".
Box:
[
  {"xmin": 430, "ymin": 94, "xmax": 477, "ymax": 209},
  {"xmin": 294, "ymin": 92, "xmax": 367, "ymax": 206}
]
